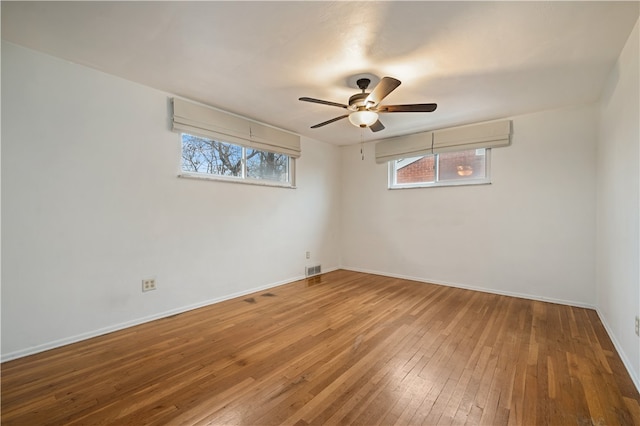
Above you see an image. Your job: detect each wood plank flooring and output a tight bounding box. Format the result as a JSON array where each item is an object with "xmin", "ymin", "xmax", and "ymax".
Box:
[{"xmin": 2, "ymin": 270, "xmax": 639, "ymax": 425}]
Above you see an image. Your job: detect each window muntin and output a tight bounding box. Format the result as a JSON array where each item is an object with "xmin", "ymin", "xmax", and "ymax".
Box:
[
  {"xmin": 390, "ymin": 148, "xmax": 490, "ymax": 188},
  {"xmin": 180, "ymin": 133, "xmax": 294, "ymax": 187}
]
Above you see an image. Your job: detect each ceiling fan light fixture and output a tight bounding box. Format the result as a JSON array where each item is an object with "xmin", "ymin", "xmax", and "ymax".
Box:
[{"xmin": 349, "ymin": 110, "xmax": 378, "ymax": 128}]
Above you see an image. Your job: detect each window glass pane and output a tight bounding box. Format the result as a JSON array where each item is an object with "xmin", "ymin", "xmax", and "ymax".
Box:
[
  {"xmin": 180, "ymin": 133, "xmax": 294, "ymax": 187},
  {"xmin": 394, "ymin": 155, "xmax": 435, "ymax": 184},
  {"xmin": 246, "ymin": 149, "xmax": 289, "ymax": 182},
  {"xmin": 389, "ymin": 148, "xmax": 489, "ymax": 189},
  {"xmin": 181, "ymin": 134, "xmax": 242, "ymax": 177},
  {"xmin": 437, "ymin": 149, "xmax": 486, "ymax": 182}
]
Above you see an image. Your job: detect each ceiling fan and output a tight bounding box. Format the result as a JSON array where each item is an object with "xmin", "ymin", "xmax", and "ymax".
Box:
[{"xmin": 299, "ymin": 76, "xmax": 437, "ymax": 132}]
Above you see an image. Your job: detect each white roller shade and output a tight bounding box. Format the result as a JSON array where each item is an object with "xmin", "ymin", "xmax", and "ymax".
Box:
[
  {"xmin": 375, "ymin": 119, "xmax": 511, "ymax": 163},
  {"xmin": 433, "ymin": 120, "xmax": 511, "ymax": 154},
  {"xmin": 375, "ymin": 132, "xmax": 433, "ymax": 164},
  {"xmin": 172, "ymin": 98, "xmax": 301, "ymax": 158}
]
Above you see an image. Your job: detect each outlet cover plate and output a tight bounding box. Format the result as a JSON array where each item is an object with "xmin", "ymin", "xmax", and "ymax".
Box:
[{"xmin": 142, "ymin": 278, "xmax": 156, "ymax": 292}]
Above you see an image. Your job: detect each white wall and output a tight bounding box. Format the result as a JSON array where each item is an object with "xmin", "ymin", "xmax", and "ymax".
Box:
[
  {"xmin": 340, "ymin": 104, "xmax": 597, "ymax": 307},
  {"xmin": 596, "ymin": 18, "xmax": 639, "ymax": 388},
  {"xmin": 1, "ymin": 42, "xmax": 341, "ymax": 360}
]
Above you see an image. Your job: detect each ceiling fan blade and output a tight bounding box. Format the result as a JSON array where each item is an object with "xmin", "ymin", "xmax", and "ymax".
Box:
[
  {"xmin": 299, "ymin": 97, "xmax": 348, "ymax": 109},
  {"xmin": 377, "ymin": 103, "xmax": 438, "ymax": 113},
  {"xmin": 310, "ymin": 115, "xmax": 349, "ymax": 128},
  {"xmin": 369, "ymin": 120, "xmax": 385, "ymax": 132},
  {"xmin": 365, "ymin": 77, "xmax": 401, "ymax": 106}
]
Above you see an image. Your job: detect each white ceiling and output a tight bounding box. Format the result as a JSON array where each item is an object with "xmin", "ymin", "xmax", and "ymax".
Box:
[{"xmin": 2, "ymin": 1, "xmax": 638, "ymax": 145}]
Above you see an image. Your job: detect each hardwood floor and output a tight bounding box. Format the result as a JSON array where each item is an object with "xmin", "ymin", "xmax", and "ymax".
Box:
[{"xmin": 2, "ymin": 270, "xmax": 639, "ymax": 425}]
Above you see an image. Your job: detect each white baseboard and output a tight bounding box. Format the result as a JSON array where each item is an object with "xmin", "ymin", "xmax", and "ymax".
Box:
[
  {"xmin": 340, "ymin": 266, "xmax": 596, "ymax": 309},
  {"xmin": 595, "ymin": 307, "xmax": 640, "ymax": 393},
  {"xmin": 1, "ymin": 268, "xmax": 338, "ymax": 363}
]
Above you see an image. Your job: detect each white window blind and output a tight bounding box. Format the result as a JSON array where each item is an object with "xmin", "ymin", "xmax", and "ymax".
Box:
[
  {"xmin": 375, "ymin": 119, "xmax": 511, "ymax": 164},
  {"xmin": 432, "ymin": 120, "xmax": 511, "ymax": 154},
  {"xmin": 172, "ymin": 98, "xmax": 301, "ymax": 158},
  {"xmin": 374, "ymin": 132, "xmax": 434, "ymax": 164}
]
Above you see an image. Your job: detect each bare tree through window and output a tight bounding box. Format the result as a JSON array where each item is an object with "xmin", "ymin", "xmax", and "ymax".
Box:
[
  {"xmin": 246, "ymin": 149, "xmax": 288, "ymax": 182},
  {"xmin": 181, "ymin": 134, "xmax": 290, "ymax": 184}
]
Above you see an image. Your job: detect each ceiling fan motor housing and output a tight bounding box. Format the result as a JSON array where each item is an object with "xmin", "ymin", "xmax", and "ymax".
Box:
[
  {"xmin": 348, "ymin": 93, "xmax": 370, "ymax": 110},
  {"xmin": 349, "ymin": 78, "xmax": 374, "ymax": 110}
]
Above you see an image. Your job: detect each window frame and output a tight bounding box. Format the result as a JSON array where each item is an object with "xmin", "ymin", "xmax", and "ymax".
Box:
[
  {"xmin": 388, "ymin": 148, "xmax": 491, "ymax": 189},
  {"xmin": 178, "ymin": 133, "xmax": 296, "ymax": 188}
]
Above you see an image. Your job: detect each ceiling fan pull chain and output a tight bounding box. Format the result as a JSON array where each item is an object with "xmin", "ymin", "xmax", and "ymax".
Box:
[{"xmin": 360, "ymin": 129, "xmax": 365, "ymax": 160}]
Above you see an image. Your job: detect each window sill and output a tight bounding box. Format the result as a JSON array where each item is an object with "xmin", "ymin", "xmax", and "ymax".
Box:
[
  {"xmin": 389, "ymin": 180, "xmax": 491, "ymax": 190},
  {"xmin": 178, "ymin": 172, "xmax": 296, "ymax": 189}
]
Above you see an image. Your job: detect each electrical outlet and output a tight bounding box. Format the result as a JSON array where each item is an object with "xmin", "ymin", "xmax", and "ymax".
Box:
[
  {"xmin": 306, "ymin": 251, "xmax": 310, "ymax": 259},
  {"xmin": 142, "ymin": 278, "xmax": 156, "ymax": 292},
  {"xmin": 635, "ymin": 316, "xmax": 639, "ymax": 336}
]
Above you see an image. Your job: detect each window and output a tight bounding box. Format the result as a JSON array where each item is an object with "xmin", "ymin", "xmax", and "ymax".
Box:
[
  {"xmin": 389, "ymin": 148, "xmax": 490, "ymax": 188},
  {"xmin": 180, "ymin": 133, "xmax": 293, "ymax": 187}
]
